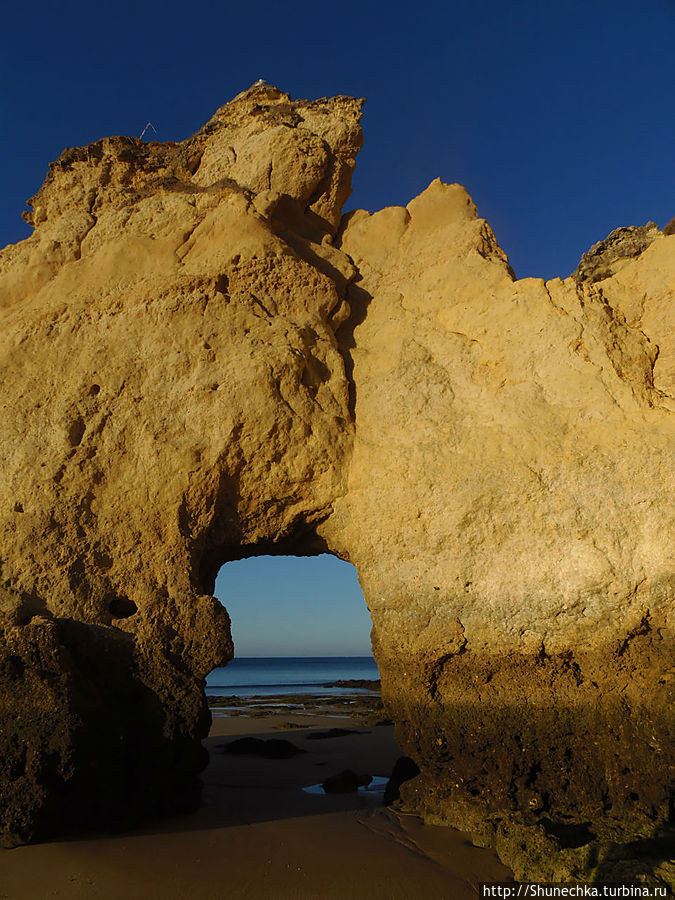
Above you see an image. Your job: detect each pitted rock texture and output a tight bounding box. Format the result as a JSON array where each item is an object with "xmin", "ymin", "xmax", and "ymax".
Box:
[
  {"xmin": 323, "ymin": 182, "xmax": 674, "ymax": 882},
  {"xmin": 1, "ymin": 87, "xmax": 673, "ymax": 882},
  {"xmin": 0, "ymin": 84, "xmax": 361, "ymax": 844}
]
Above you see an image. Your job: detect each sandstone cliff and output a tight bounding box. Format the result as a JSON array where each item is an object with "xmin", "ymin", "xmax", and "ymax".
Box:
[
  {"xmin": 0, "ymin": 86, "xmax": 672, "ymax": 883},
  {"xmin": 327, "ymin": 182, "xmax": 674, "ymax": 882},
  {"xmin": 0, "ymin": 84, "xmax": 362, "ymax": 843}
]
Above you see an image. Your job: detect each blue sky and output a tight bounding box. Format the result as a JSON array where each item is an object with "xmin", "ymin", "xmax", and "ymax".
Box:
[
  {"xmin": 2, "ymin": 1, "xmax": 673, "ymax": 654},
  {"xmin": 215, "ymin": 556, "xmax": 373, "ymax": 657}
]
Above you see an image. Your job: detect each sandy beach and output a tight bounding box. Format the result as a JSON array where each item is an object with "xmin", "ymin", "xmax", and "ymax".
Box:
[{"xmin": 0, "ymin": 702, "xmax": 512, "ymax": 899}]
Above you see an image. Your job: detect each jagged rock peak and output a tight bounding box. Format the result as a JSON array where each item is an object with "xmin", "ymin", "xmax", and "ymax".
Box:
[{"xmin": 22, "ymin": 85, "xmax": 364, "ymax": 236}]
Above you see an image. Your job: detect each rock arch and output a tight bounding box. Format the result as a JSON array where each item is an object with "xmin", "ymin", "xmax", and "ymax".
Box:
[{"xmin": 0, "ymin": 85, "xmax": 672, "ymax": 882}]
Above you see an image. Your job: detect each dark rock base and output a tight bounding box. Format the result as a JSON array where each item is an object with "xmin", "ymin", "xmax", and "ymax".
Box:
[
  {"xmin": 386, "ymin": 625, "xmax": 674, "ymax": 883},
  {"xmin": 0, "ymin": 614, "xmax": 210, "ymax": 846}
]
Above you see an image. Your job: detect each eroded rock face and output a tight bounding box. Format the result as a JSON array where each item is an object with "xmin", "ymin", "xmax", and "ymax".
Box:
[
  {"xmin": 324, "ymin": 183, "xmax": 675, "ymax": 882},
  {"xmin": 0, "ymin": 86, "xmax": 673, "ymax": 881},
  {"xmin": 0, "ymin": 84, "xmax": 362, "ymax": 843}
]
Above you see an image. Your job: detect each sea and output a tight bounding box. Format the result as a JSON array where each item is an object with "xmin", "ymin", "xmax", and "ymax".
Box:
[{"xmin": 205, "ymin": 656, "xmax": 379, "ymax": 698}]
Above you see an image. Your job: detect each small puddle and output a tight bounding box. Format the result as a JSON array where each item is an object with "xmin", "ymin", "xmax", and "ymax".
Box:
[{"xmin": 302, "ymin": 776, "xmax": 389, "ymax": 796}]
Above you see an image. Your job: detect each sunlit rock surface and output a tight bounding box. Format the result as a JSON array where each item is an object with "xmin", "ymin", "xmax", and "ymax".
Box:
[
  {"xmin": 326, "ymin": 181, "xmax": 674, "ymax": 882},
  {"xmin": 0, "ymin": 85, "xmax": 672, "ymax": 882},
  {"xmin": 0, "ymin": 84, "xmax": 361, "ymax": 845}
]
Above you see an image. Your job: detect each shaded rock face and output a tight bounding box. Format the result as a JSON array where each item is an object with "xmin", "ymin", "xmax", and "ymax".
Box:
[{"xmin": 0, "ymin": 86, "xmax": 673, "ymax": 881}]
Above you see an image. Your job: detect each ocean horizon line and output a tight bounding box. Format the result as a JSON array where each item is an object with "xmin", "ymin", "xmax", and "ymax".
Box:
[
  {"xmin": 224, "ymin": 654, "xmax": 376, "ymax": 660},
  {"xmin": 206, "ymin": 680, "xmax": 379, "ymax": 689}
]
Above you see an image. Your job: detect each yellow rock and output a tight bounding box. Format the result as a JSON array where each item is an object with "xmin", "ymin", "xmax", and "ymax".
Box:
[{"xmin": 0, "ymin": 86, "xmax": 672, "ymax": 883}]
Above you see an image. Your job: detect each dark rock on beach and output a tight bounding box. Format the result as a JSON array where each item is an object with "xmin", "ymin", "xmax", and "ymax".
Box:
[
  {"xmin": 218, "ymin": 737, "xmax": 306, "ymax": 759},
  {"xmin": 305, "ymin": 728, "xmax": 363, "ymax": 740},
  {"xmin": 208, "ymin": 692, "xmax": 384, "ymax": 721},
  {"xmin": 384, "ymin": 756, "xmax": 421, "ymax": 806},
  {"xmin": 323, "ymin": 679, "xmax": 381, "ymax": 690},
  {"xmin": 321, "ymin": 770, "xmax": 372, "ymax": 794}
]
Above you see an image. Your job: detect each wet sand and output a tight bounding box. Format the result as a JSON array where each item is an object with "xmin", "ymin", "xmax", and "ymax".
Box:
[{"xmin": 0, "ymin": 705, "xmax": 513, "ymax": 899}]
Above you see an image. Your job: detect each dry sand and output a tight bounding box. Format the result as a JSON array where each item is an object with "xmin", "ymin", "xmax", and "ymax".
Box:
[{"xmin": 0, "ymin": 712, "xmax": 512, "ymax": 899}]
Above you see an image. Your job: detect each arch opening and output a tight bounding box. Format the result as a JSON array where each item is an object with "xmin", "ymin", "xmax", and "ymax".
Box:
[
  {"xmin": 206, "ymin": 553, "xmax": 383, "ymax": 718},
  {"xmin": 213, "ymin": 553, "xmax": 372, "ymax": 658},
  {"xmin": 198, "ymin": 554, "xmax": 420, "ymax": 812}
]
